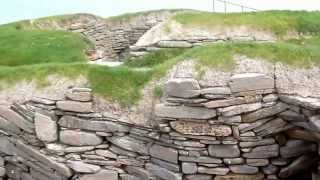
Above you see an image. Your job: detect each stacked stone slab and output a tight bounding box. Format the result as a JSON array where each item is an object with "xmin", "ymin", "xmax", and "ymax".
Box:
[
  {"xmin": 69, "ymin": 12, "xmax": 171, "ymax": 61},
  {"xmin": 0, "ymin": 73, "xmax": 319, "ymax": 179}
]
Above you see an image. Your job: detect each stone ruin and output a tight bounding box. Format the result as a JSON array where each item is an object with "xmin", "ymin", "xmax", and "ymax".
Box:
[{"xmin": 0, "ymin": 70, "xmax": 320, "ymax": 180}]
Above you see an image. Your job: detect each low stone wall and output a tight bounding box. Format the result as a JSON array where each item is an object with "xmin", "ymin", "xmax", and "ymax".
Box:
[
  {"xmin": 0, "ymin": 72, "xmax": 320, "ymax": 180},
  {"xmin": 68, "ymin": 12, "xmax": 172, "ymax": 60}
]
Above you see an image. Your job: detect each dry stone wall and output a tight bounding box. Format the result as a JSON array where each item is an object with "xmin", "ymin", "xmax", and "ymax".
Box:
[
  {"xmin": 0, "ymin": 71, "xmax": 320, "ymax": 180},
  {"xmin": 68, "ymin": 12, "xmax": 172, "ymax": 60}
]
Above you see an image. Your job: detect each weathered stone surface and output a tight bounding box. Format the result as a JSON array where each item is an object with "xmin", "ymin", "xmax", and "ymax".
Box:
[
  {"xmin": 229, "ymin": 165, "xmax": 258, "ymax": 174},
  {"xmin": 125, "ymin": 166, "xmax": 151, "ymax": 180},
  {"xmin": 204, "ymin": 96, "xmax": 261, "ymax": 109},
  {"xmin": 309, "ymin": 115, "xmax": 320, "ymax": 132},
  {"xmin": 243, "ymin": 144, "xmax": 279, "ymax": 159},
  {"xmin": 120, "ymin": 174, "xmax": 140, "ymax": 180},
  {"xmin": 223, "ymin": 158, "xmax": 244, "ymax": 165},
  {"xmin": 182, "ymin": 162, "xmax": 197, "ymax": 174},
  {"xmin": 66, "ymin": 88, "xmax": 92, "ymax": 102},
  {"xmin": 279, "ymin": 154, "xmax": 318, "ymax": 178},
  {"xmin": 170, "ymin": 121, "xmax": 232, "ymax": 136},
  {"xmin": 263, "ymin": 94, "xmax": 278, "ymax": 103},
  {"xmin": 185, "ymin": 175, "xmax": 212, "ymax": 180},
  {"xmin": 197, "ymin": 167, "xmax": 229, "ymax": 175},
  {"xmin": 165, "ymin": 78, "xmax": 200, "ymax": 98},
  {"xmin": 0, "ymin": 117, "xmax": 22, "ymax": 135},
  {"xmin": 228, "ymin": 73, "xmax": 274, "ymax": 93},
  {"xmin": 0, "ymin": 167, "xmax": 5, "ymax": 177},
  {"xmin": 59, "ymin": 115, "xmax": 129, "ymax": 132},
  {"xmin": 242, "ymin": 103, "xmax": 288, "ymax": 122},
  {"xmin": 34, "ymin": 112, "xmax": 57, "ymax": 142},
  {"xmin": 146, "ymin": 163, "xmax": 182, "ymax": 180},
  {"xmin": 108, "ymin": 136, "xmax": 149, "ymax": 155},
  {"xmin": 214, "ymin": 173, "xmax": 264, "ymax": 180},
  {"xmin": 0, "ymin": 106, "xmax": 34, "ymax": 133},
  {"xmin": 67, "ymin": 161, "xmax": 101, "ymax": 173},
  {"xmin": 279, "ymin": 110, "xmax": 307, "ymax": 122},
  {"xmin": 179, "ymin": 156, "xmax": 222, "ymax": 164},
  {"xmin": 246, "ymin": 159, "xmax": 269, "ymax": 166},
  {"xmin": 57, "ymin": 101, "xmax": 92, "ymax": 113},
  {"xmin": 201, "ymin": 87, "xmax": 231, "ymax": 95},
  {"xmin": 150, "ymin": 144, "xmax": 178, "ymax": 164},
  {"xmin": 156, "ymin": 104, "xmax": 216, "ymax": 119},
  {"xmin": 286, "ymin": 129, "xmax": 320, "ymax": 142},
  {"xmin": 262, "ymin": 165, "xmax": 278, "ymax": 175},
  {"xmin": 12, "ymin": 139, "xmax": 73, "ymax": 177},
  {"xmin": 151, "ymin": 158, "xmax": 180, "ymax": 172},
  {"xmin": 253, "ymin": 118, "xmax": 292, "ymax": 137},
  {"xmin": 208, "ymin": 145, "xmax": 240, "ymax": 158},
  {"xmin": 218, "ymin": 103, "xmax": 262, "ymax": 117},
  {"xmin": 95, "ymin": 150, "xmax": 117, "ymax": 159},
  {"xmin": 60, "ymin": 130, "xmax": 103, "ymax": 146},
  {"xmin": 280, "ymin": 140, "xmax": 317, "ymax": 158},
  {"xmin": 79, "ymin": 170, "xmax": 118, "ymax": 180},
  {"xmin": 157, "ymin": 40, "xmax": 192, "ymax": 48},
  {"xmin": 0, "ymin": 136, "xmax": 15, "ymax": 155},
  {"xmin": 279, "ymin": 95, "xmax": 320, "ymax": 110}
]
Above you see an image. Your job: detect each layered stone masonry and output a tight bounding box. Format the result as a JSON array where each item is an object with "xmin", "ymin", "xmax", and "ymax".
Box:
[
  {"xmin": 0, "ymin": 73, "xmax": 320, "ymax": 180},
  {"xmin": 68, "ymin": 13, "xmax": 171, "ymax": 60}
]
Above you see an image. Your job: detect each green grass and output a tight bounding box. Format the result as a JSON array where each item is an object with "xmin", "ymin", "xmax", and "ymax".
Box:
[
  {"xmin": 173, "ymin": 11, "xmax": 320, "ymax": 37},
  {"xmin": 0, "ymin": 23, "xmax": 91, "ymax": 66},
  {"xmin": 1, "ymin": 10, "xmax": 320, "ymax": 106}
]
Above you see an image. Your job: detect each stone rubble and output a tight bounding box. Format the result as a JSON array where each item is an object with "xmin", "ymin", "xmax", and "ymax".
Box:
[{"xmin": 0, "ymin": 74, "xmax": 319, "ymax": 180}]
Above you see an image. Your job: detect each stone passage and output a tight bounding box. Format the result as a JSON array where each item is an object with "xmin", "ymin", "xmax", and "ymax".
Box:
[{"xmin": 0, "ymin": 73, "xmax": 320, "ymax": 180}]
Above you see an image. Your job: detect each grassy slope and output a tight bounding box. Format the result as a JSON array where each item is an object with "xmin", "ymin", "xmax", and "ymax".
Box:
[
  {"xmin": 1, "ymin": 10, "xmax": 320, "ymax": 106},
  {"xmin": 174, "ymin": 11, "xmax": 320, "ymax": 36}
]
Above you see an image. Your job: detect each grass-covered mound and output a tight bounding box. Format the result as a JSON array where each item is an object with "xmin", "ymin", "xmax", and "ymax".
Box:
[
  {"xmin": 1, "ymin": 10, "xmax": 320, "ymax": 106},
  {"xmin": 173, "ymin": 11, "xmax": 320, "ymax": 37}
]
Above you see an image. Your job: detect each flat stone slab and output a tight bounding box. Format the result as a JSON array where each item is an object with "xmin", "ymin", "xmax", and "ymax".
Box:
[
  {"xmin": 218, "ymin": 103, "xmax": 262, "ymax": 117},
  {"xmin": 208, "ymin": 145, "xmax": 240, "ymax": 158},
  {"xmin": 157, "ymin": 40, "xmax": 193, "ymax": 48},
  {"xmin": 280, "ymin": 140, "xmax": 317, "ymax": 158},
  {"xmin": 0, "ymin": 106, "xmax": 34, "ymax": 133},
  {"xmin": 229, "ymin": 165, "xmax": 258, "ymax": 174},
  {"xmin": 279, "ymin": 95, "xmax": 320, "ymax": 110},
  {"xmin": 170, "ymin": 121, "xmax": 232, "ymax": 136},
  {"xmin": 60, "ymin": 130, "xmax": 103, "ymax": 146},
  {"xmin": 57, "ymin": 101, "xmax": 93, "ymax": 113},
  {"xmin": 79, "ymin": 170, "xmax": 118, "ymax": 180},
  {"xmin": 165, "ymin": 78, "xmax": 200, "ymax": 98},
  {"xmin": 67, "ymin": 161, "xmax": 101, "ymax": 173},
  {"xmin": 146, "ymin": 163, "xmax": 182, "ymax": 180},
  {"xmin": 243, "ymin": 144, "xmax": 279, "ymax": 159},
  {"xmin": 242, "ymin": 103, "xmax": 288, "ymax": 122},
  {"xmin": 59, "ymin": 115, "xmax": 129, "ymax": 133},
  {"xmin": 150, "ymin": 144, "xmax": 178, "ymax": 164},
  {"xmin": 107, "ymin": 136, "xmax": 149, "ymax": 155},
  {"xmin": 228, "ymin": 73, "xmax": 274, "ymax": 93},
  {"xmin": 204, "ymin": 96, "xmax": 261, "ymax": 109},
  {"xmin": 155, "ymin": 104, "xmax": 217, "ymax": 120},
  {"xmin": 215, "ymin": 173, "xmax": 264, "ymax": 180},
  {"xmin": 197, "ymin": 167, "xmax": 230, "ymax": 175}
]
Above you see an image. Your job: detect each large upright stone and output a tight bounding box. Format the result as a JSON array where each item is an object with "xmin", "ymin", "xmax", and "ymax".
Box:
[
  {"xmin": 60, "ymin": 130, "xmax": 103, "ymax": 146},
  {"xmin": 243, "ymin": 144, "xmax": 279, "ymax": 159},
  {"xmin": 107, "ymin": 136, "xmax": 149, "ymax": 155},
  {"xmin": 208, "ymin": 145, "xmax": 240, "ymax": 158},
  {"xmin": 170, "ymin": 121, "xmax": 232, "ymax": 136},
  {"xmin": 165, "ymin": 78, "xmax": 200, "ymax": 98},
  {"xmin": 57, "ymin": 101, "xmax": 92, "ymax": 113},
  {"xmin": 59, "ymin": 116, "xmax": 129, "ymax": 133},
  {"xmin": 155, "ymin": 104, "xmax": 216, "ymax": 120},
  {"xmin": 228, "ymin": 73, "xmax": 274, "ymax": 93},
  {"xmin": 34, "ymin": 112, "xmax": 58, "ymax": 142},
  {"xmin": 0, "ymin": 106, "xmax": 34, "ymax": 133},
  {"xmin": 150, "ymin": 144, "xmax": 178, "ymax": 164}
]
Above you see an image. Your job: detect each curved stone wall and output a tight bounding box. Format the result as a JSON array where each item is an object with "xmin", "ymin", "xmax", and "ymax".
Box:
[{"xmin": 0, "ymin": 71, "xmax": 319, "ymax": 180}]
